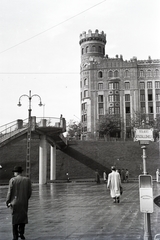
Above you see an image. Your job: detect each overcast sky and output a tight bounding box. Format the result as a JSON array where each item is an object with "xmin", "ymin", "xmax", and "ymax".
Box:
[{"xmin": 0, "ymin": 0, "xmax": 160, "ymax": 127}]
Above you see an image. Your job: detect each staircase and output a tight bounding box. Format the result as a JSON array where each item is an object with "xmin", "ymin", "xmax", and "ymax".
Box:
[
  {"xmin": 0, "ymin": 119, "xmax": 29, "ymax": 147},
  {"xmin": 0, "ymin": 117, "xmax": 67, "ymax": 149}
]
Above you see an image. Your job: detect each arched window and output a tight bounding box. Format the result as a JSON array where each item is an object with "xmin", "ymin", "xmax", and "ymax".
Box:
[
  {"xmin": 98, "ymin": 71, "xmax": 103, "ymax": 78},
  {"xmin": 125, "ymin": 82, "xmax": 130, "ymax": 90},
  {"xmin": 84, "ymin": 90, "xmax": 88, "ymax": 98},
  {"xmin": 114, "ymin": 70, "xmax": 119, "ymax": 78},
  {"xmin": 140, "ymin": 70, "xmax": 144, "ymax": 77},
  {"xmin": 98, "ymin": 46, "xmax": 101, "ymax": 53},
  {"xmin": 125, "ymin": 70, "xmax": 129, "ymax": 78},
  {"xmin": 82, "ymin": 48, "xmax": 84, "ymax": 55},
  {"xmin": 109, "ymin": 71, "xmax": 113, "ymax": 78},
  {"xmin": 86, "ymin": 46, "xmax": 89, "ymax": 53},
  {"xmin": 92, "ymin": 45, "xmax": 96, "ymax": 52},
  {"xmin": 155, "ymin": 69, "xmax": 159, "ymax": 77},
  {"xmin": 84, "ymin": 78, "xmax": 88, "ymax": 86},
  {"xmin": 147, "ymin": 69, "xmax": 152, "ymax": 77}
]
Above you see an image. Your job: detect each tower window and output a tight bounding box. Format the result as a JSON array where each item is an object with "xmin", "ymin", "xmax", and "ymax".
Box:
[
  {"xmin": 84, "ymin": 90, "xmax": 88, "ymax": 98},
  {"xmin": 98, "ymin": 46, "xmax": 102, "ymax": 53},
  {"xmin": 98, "ymin": 103, "xmax": 104, "ymax": 114},
  {"xmin": 86, "ymin": 46, "xmax": 89, "ymax": 53},
  {"xmin": 98, "ymin": 83, "xmax": 103, "ymax": 90},
  {"xmin": 98, "ymin": 95, "xmax": 103, "ymax": 102},
  {"xmin": 82, "ymin": 102, "xmax": 87, "ymax": 110},
  {"xmin": 125, "ymin": 94, "xmax": 130, "ymax": 101},
  {"xmin": 82, "ymin": 48, "xmax": 84, "ymax": 55},
  {"xmin": 84, "ymin": 78, "xmax": 88, "ymax": 86},
  {"xmin": 92, "ymin": 45, "xmax": 96, "ymax": 52},
  {"xmin": 125, "ymin": 82, "xmax": 130, "ymax": 90},
  {"xmin": 98, "ymin": 71, "xmax": 103, "ymax": 78}
]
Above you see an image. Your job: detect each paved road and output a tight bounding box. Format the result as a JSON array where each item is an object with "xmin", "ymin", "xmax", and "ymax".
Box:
[{"xmin": 0, "ymin": 181, "xmax": 160, "ymax": 240}]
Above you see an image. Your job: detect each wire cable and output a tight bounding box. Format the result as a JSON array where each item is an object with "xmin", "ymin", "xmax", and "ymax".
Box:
[{"xmin": 0, "ymin": 0, "xmax": 106, "ymax": 55}]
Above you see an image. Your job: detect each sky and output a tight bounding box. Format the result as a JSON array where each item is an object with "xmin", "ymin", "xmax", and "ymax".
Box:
[{"xmin": 0, "ymin": 0, "xmax": 160, "ymax": 127}]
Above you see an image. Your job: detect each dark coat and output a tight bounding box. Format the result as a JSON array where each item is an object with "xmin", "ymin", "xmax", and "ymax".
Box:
[{"xmin": 6, "ymin": 175, "xmax": 32, "ymax": 225}]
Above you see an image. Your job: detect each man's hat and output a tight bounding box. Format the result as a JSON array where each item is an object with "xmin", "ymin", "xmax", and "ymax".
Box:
[{"xmin": 12, "ymin": 166, "xmax": 23, "ymax": 173}]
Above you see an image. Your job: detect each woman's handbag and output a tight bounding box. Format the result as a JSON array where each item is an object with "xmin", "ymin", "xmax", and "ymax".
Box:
[{"xmin": 120, "ymin": 186, "xmax": 123, "ymax": 195}]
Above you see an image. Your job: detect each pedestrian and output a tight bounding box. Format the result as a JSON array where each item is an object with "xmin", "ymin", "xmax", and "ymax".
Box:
[
  {"xmin": 121, "ymin": 168, "xmax": 126, "ymax": 182},
  {"xmin": 95, "ymin": 169, "xmax": 100, "ymax": 184},
  {"xmin": 156, "ymin": 169, "xmax": 160, "ymax": 183},
  {"xmin": 125, "ymin": 169, "xmax": 129, "ymax": 182},
  {"xmin": 107, "ymin": 166, "xmax": 122, "ymax": 203},
  {"xmin": 6, "ymin": 166, "xmax": 32, "ymax": 240},
  {"xmin": 103, "ymin": 171, "xmax": 107, "ymax": 183}
]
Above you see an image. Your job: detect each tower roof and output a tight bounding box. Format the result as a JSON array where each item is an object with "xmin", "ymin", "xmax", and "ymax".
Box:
[{"xmin": 79, "ymin": 29, "xmax": 106, "ymax": 45}]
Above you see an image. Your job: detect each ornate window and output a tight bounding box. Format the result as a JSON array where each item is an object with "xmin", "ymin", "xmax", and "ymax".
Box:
[
  {"xmin": 108, "ymin": 71, "xmax": 113, "ymax": 78},
  {"xmin": 92, "ymin": 45, "xmax": 96, "ymax": 52},
  {"xmin": 125, "ymin": 82, "xmax": 130, "ymax": 90},
  {"xmin": 147, "ymin": 70, "xmax": 152, "ymax": 77},
  {"xmin": 98, "ymin": 71, "xmax": 103, "ymax": 78},
  {"xmin": 98, "ymin": 46, "xmax": 102, "ymax": 53},
  {"xmin": 98, "ymin": 83, "xmax": 103, "ymax": 90},
  {"xmin": 147, "ymin": 81, "xmax": 152, "ymax": 89},
  {"xmin": 84, "ymin": 78, "xmax": 88, "ymax": 86},
  {"xmin": 140, "ymin": 82, "xmax": 145, "ymax": 89},
  {"xmin": 155, "ymin": 69, "xmax": 159, "ymax": 77},
  {"xmin": 140, "ymin": 70, "xmax": 144, "ymax": 78},
  {"xmin": 155, "ymin": 81, "xmax": 160, "ymax": 89},
  {"xmin": 114, "ymin": 70, "xmax": 119, "ymax": 78},
  {"xmin": 84, "ymin": 90, "xmax": 88, "ymax": 98},
  {"xmin": 98, "ymin": 95, "xmax": 103, "ymax": 102},
  {"xmin": 125, "ymin": 94, "xmax": 130, "ymax": 101},
  {"xmin": 125, "ymin": 70, "xmax": 129, "ymax": 78},
  {"xmin": 86, "ymin": 46, "xmax": 89, "ymax": 53}
]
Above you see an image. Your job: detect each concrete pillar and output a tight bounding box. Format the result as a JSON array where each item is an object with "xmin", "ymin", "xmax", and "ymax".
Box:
[
  {"xmin": 39, "ymin": 135, "xmax": 47, "ymax": 184},
  {"xmin": 50, "ymin": 145, "xmax": 56, "ymax": 181}
]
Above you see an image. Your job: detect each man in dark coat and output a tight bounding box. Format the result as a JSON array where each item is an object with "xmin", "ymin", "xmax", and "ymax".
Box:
[{"xmin": 6, "ymin": 166, "xmax": 32, "ymax": 240}]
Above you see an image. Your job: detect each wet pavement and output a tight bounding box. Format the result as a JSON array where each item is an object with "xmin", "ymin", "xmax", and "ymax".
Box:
[{"xmin": 0, "ymin": 181, "xmax": 160, "ymax": 240}]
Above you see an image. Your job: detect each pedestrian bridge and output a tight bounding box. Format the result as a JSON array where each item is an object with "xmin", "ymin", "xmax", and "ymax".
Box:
[{"xmin": 0, "ymin": 115, "xmax": 67, "ymax": 184}]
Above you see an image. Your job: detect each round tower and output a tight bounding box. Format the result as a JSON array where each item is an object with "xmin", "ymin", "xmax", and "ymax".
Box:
[
  {"xmin": 79, "ymin": 30, "xmax": 106, "ymax": 140},
  {"xmin": 79, "ymin": 29, "xmax": 106, "ymax": 62}
]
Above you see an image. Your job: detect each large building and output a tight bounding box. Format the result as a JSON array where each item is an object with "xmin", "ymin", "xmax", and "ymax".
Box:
[{"xmin": 79, "ymin": 29, "xmax": 160, "ymax": 140}]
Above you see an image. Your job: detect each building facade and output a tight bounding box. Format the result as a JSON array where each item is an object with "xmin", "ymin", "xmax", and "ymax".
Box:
[{"xmin": 79, "ymin": 29, "xmax": 160, "ymax": 140}]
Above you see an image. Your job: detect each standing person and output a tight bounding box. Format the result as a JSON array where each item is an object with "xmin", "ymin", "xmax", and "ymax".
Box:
[
  {"xmin": 107, "ymin": 166, "xmax": 122, "ymax": 203},
  {"xmin": 156, "ymin": 169, "xmax": 160, "ymax": 183},
  {"xmin": 6, "ymin": 166, "xmax": 32, "ymax": 240},
  {"xmin": 121, "ymin": 169, "xmax": 126, "ymax": 182},
  {"xmin": 95, "ymin": 169, "xmax": 100, "ymax": 184},
  {"xmin": 125, "ymin": 169, "xmax": 129, "ymax": 183},
  {"xmin": 103, "ymin": 171, "xmax": 107, "ymax": 183}
]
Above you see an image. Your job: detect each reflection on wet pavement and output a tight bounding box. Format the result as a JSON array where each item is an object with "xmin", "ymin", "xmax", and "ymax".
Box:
[{"xmin": 0, "ymin": 182, "xmax": 160, "ymax": 239}]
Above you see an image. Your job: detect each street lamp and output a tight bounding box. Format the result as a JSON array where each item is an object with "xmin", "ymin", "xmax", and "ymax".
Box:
[
  {"xmin": 18, "ymin": 90, "xmax": 42, "ymax": 123},
  {"xmin": 17, "ymin": 90, "xmax": 43, "ymax": 178}
]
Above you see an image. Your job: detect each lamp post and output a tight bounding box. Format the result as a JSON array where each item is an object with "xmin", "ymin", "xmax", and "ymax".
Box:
[{"xmin": 17, "ymin": 90, "xmax": 42, "ymax": 178}]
